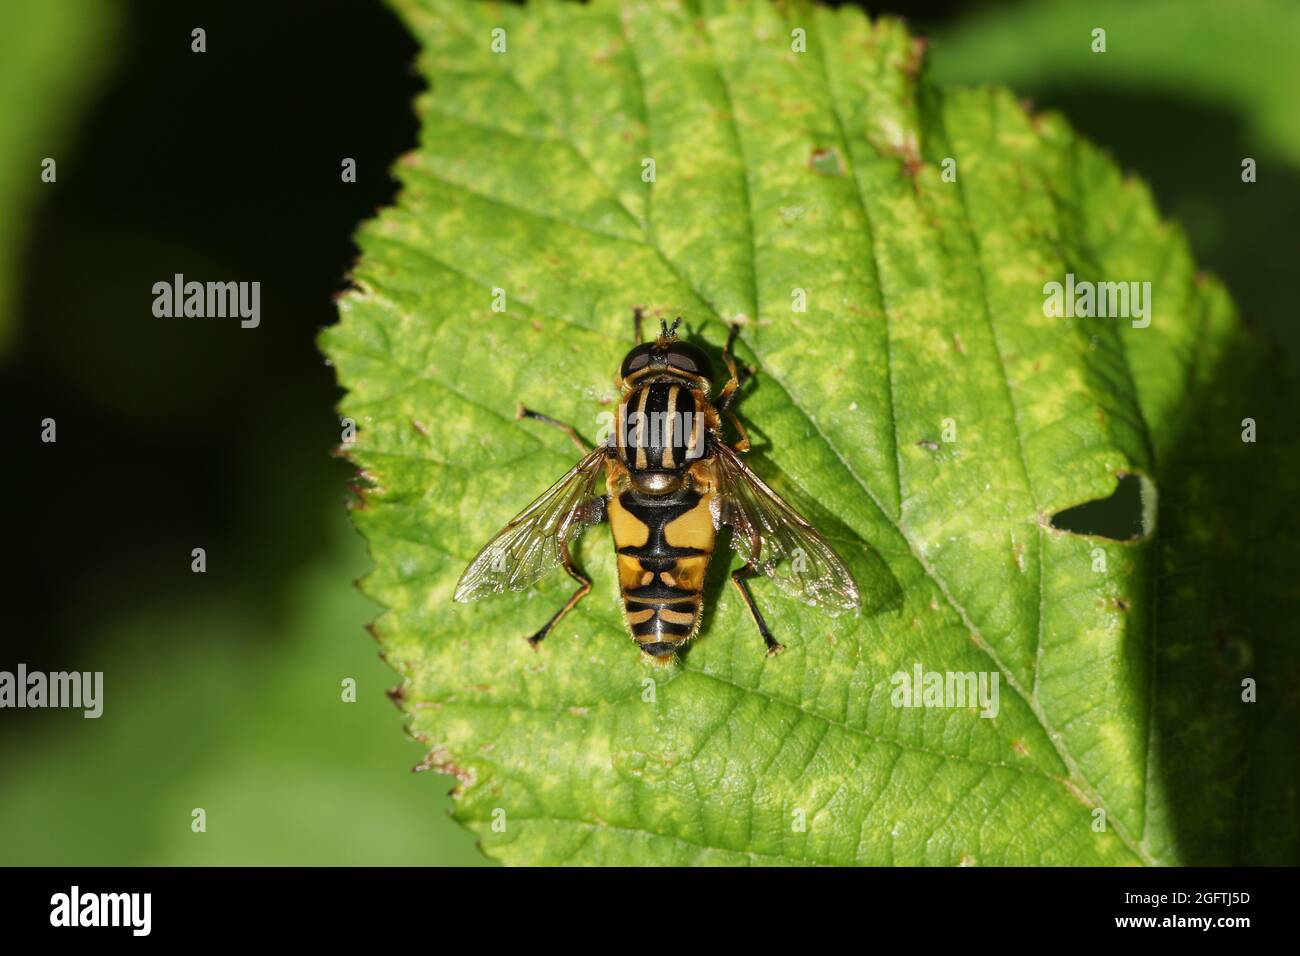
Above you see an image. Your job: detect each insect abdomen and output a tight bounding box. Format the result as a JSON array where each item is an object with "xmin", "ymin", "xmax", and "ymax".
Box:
[{"xmin": 608, "ymin": 486, "xmax": 716, "ymax": 659}]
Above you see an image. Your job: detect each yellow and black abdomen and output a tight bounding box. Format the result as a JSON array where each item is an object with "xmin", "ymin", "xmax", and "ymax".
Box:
[{"xmin": 607, "ymin": 486, "xmax": 717, "ymax": 660}]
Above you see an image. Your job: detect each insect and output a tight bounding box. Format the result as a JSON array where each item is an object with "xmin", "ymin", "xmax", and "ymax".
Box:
[{"xmin": 455, "ymin": 309, "xmax": 859, "ymax": 663}]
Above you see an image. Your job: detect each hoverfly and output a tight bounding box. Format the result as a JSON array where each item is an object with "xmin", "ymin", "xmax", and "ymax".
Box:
[{"xmin": 455, "ymin": 310, "xmax": 859, "ymax": 663}]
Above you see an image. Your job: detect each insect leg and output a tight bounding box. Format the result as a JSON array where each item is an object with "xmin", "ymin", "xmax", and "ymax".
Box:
[
  {"xmin": 725, "ymin": 409, "xmax": 751, "ymax": 453},
  {"xmin": 717, "ymin": 323, "xmax": 755, "ymax": 413},
  {"xmin": 632, "ymin": 306, "xmax": 646, "ymax": 344},
  {"xmin": 527, "ymin": 541, "xmax": 592, "ymax": 647},
  {"xmin": 730, "ymin": 564, "xmax": 785, "ymax": 656},
  {"xmin": 518, "ymin": 405, "xmax": 591, "ymax": 453}
]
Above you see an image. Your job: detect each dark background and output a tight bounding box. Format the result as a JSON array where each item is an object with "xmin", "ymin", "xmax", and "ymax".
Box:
[{"xmin": 3, "ymin": 0, "xmax": 421, "ymax": 663}]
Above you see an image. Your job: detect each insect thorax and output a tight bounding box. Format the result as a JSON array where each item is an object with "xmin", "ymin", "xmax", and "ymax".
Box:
[{"xmin": 615, "ymin": 380, "xmax": 709, "ymax": 481}]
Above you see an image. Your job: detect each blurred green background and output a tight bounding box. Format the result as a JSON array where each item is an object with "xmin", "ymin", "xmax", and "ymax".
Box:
[
  {"xmin": 0, "ymin": 0, "xmax": 488, "ymax": 865},
  {"xmin": 2, "ymin": 0, "xmax": 1295, "ymax": 865}
]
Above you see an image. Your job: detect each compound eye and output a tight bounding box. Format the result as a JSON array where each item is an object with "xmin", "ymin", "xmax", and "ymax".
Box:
[
  {"xmin": 620, "ymin": 344, "xmax": 655, "ymax": 379},
  {"xmin": 667, "ymin": 345, "xmax": 712, "ymax": 379}
]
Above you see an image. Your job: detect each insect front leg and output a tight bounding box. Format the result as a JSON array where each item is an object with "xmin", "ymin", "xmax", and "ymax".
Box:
[
  {"xmin": 632, "ymin": 305, "xmax": 646, "ymax": 344},
  {"xmin": 716, "ymin": 322, "xmax": 755, "ymax": 414},
  {"xmin": 730, "ymin": 564, "xmax": 784, "ymax": 656},
  {"xmin": 518, "ymin": 405, "xmax": 592, "ymax": 453}
]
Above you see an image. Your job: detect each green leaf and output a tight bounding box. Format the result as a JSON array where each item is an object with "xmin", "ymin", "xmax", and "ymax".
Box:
[
  {"xmin": 930, "ymin": 0, "xmax": 1300, "ymax": 168},
  {"xmin": 321, "ymin": 0, "xmax": 1296, "ymax": 865},
  {"xmin": 929, "ymin": 0, "xmax": 1300, "ymax": 365}
]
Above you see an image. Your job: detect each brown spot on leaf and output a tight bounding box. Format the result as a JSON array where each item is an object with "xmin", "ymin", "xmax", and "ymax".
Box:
[{"xmin": 414, "ymin": 747, "xmax": 475, "ymax": 787}]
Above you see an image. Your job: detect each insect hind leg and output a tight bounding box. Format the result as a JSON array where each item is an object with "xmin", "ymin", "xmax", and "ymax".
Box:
[
  {"xmin": 528, "ymin": 541, "xmax": 593, "ymax": 648},
  {"xmin": 731, "ymin": 564, "xmax": 784, "ymax": 656}
]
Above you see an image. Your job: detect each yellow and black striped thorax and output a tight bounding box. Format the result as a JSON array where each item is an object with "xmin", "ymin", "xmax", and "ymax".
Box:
[
  {"xmin": 615, "ymin": 381, "xmax": 706, "ymax": 472},
  {"xmin": 608, "ymin": 485, "xmax": 717, "ymax": 657}
]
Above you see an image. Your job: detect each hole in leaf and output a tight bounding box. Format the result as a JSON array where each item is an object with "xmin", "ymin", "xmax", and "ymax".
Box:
[
  {"xmin": 1049, "ymin": 473, "xmax": 1155, "ymax": 541},
  {"xmin": 809, "ymin": 146, "xmax": 843, "ymax": 176}
]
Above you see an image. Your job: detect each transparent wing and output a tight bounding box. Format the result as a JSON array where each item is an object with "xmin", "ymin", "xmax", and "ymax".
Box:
[
  {"xmin": 713, "ymin": 443, "xmax": 860, "ymax": 613},
  {"xmin": 454, "ymin": 447, "xmax": 608, "ymax": 602}
]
